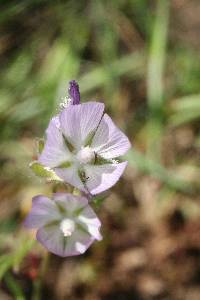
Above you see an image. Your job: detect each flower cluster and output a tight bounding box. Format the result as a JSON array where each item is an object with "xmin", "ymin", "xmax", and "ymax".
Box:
[{"xmin": 25, "ymin": 80, "xmax": 131, "ymax": 257}]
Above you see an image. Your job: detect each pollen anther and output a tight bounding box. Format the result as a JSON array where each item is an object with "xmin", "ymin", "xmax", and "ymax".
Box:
[{"xmin": 60, "ymin": 219, "xmax": 75, "ymax": 237}]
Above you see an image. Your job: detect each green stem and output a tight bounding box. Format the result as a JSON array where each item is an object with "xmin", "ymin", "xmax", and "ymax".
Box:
[
  {"xmin": 32, "ymin": 251, "xmax": 49, "ymax": 300},
  {"xmin": 4, "ymin": 272, "xmax": 25, "ymax": 300}
]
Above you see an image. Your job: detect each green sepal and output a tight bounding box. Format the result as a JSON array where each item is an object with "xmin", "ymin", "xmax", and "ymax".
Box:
[
  {"xmin": 92, "ymin": 193, "xmax": 108, "ymax": 207},
  {"xmin": 36, "ymin": 138, "xmax": 45, "ymax": 154},
  {"xmin": 58, "ymin": 161, "xmax": 72, "ymax": 168},
  {"xmin": 29, "ymin": 161, "xmax": 62, "ymax": 181}
]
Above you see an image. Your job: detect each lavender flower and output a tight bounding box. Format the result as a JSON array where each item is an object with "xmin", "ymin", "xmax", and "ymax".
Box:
[
  {"xmin": 38, "ymin": 81, "xmax": 131, "ymax": 195},
  {"xmin": 25, "ymin": 193, "xmax": 102, "ymax": 257}
]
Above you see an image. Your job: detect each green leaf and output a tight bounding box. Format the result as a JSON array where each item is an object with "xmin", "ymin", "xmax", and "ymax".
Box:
[
  {"xmin": 4, "ymin": 272, "xmax": 26, "ymax": 300},
  {"xmin": 169, "ymin": 94, "xmax": 200, "ymax": 126},
  {"xmin": 79, "ymin": 51, "xmax": 145, "ymax": 94},
  {"xmin": 0, "ymin": 237, "xmax": 35, "ymax": 280},
  {"xmin": 126, "ymin": 150, "xmax": 196, "ymax": 196},
  {"xmin": 146, "ymin": 0, "xmax": 169, "ymax": 161}
]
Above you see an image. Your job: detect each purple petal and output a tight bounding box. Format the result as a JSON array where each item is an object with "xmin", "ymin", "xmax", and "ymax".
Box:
[
  {"xmin": 36, "ymin": 224, "xmax": 70, "ymax": 257},
  {"xmin": 91, "ymin": 114, "xmax": 131, "ymax": 159},
  {"xmin": 59, "ymin": 102, "xmax": 104, "ymax": 150},
  {"xmin": 36, "ymin": 225, "xmax": 95, "ymax": 257},
  {"xmin": 38, "ymin": 117, "xmax": 71, "ymax": 168},
  {"xmin": 24, "ymin": 195, "xmax": 60, "ymax": 229},
  {"xmin": 77, "ymin": 206, "xmax": 102, "ymax": 241},
  {"xmin": 54, "ymin": 165, "xmax": 86, "ymax": 192},
  {"xmin": 84, "ymin": 161, "xmax": 128, "ymax": 195},
  {"xmin": 53, "ymin": 193, "xmax": 88, "ymax": 212},
  {"xmin": 68, "ymin": 80, "xmax": 80, "ymax": 105},
  {"xmin": 73, "ymin": 230, "xmax": 95, "ymax": 254}
]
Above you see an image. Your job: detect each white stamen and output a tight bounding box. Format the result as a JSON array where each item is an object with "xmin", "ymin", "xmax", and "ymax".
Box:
[
  {"xmin": 76, "ymin": 146, "xmax": 95, "ymax": 164},
  {"xmin": 111, "ymin": 159, "xmax": 119, "ymax": 164},
  {"xmin": 60, "ymin": 219, "xmax": 75, "ymax": 237},
  {"xmin": 43, "ymin": 166, "xmax": 52, "ymax": 172},
  {"xmin": 59, "ymin": 97, "xmax": 72, "ymax": 110}
]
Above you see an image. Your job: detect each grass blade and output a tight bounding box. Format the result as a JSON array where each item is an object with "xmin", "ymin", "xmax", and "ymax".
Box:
[{"xmin": 147, "ymin": 0, "xmax": 170, "ymax": 161}]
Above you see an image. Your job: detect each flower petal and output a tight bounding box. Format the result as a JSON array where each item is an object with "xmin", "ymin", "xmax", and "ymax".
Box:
[
  {"xmin": 38, "ymin": 116, "xmax": 71, "ymax": 168},
  {"xmin": 54, "ymin": 165, "xmax": 86, "ymax": 192},
  {"xmin": 84, "ymin": 161, "xmax": 128, "ymax": 194},
  {"xmin": 77, "ymin": 206, "xmax": 102, "ymax": 240},
  {"xmin": 36, "ymin": 224, "xmax": 70, "ymax": 257},
  {"xmin": 24, "ymin": 195, "xmax": 60, "ymax": 229},
  {"xmin": 73, "ymin": 229, "xmax": 95, "ymax": 254},
  {"xmin": 91, "ymin": 114, "xmax": 131, "ymax": 159},
  {"xmin": 53, "ymin": 193, "xmax": 88, "ymax": 212},
  {"xmin": 59, "ymin": 102, "xmax": 105, "ymax": 150},
  {"xmin": 37, "ymin": 225, "xmax": 95, "ymax": 257}
]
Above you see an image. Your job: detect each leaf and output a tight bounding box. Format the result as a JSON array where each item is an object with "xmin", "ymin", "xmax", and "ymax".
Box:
[
  {"xmin": 79, "ymin": 51, "xmax": 145, "ymax": 93},
  {"xmin": 126, "ymin": 150, "xmax": 196, "ymax": 196},
  {"xmin": 4, "ymin": 272, "xmax": 26, "ymax": 300},
  {"xmin": 169, "ymin": 94, "xmax": 200, "ymax": 126},
  {"xmin": 0, "ymin": 237, "xmax": 35, "ymax": 280},
  {"xmin": 146, "ymin": 0, "xmax": 169, "ymax": 161}
]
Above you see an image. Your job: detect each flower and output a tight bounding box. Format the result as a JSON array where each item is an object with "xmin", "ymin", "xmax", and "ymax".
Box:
[
  {"xmin": 38, "ymin": 81, "xmax": 131, "ymax": 195},
  {"xmin": 24, "ymin": 193, "xmax": 102, "ymax": 257}
]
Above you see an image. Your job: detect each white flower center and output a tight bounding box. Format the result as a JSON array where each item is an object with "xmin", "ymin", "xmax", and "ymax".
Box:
[
  {"xmin": 60, "ymin": 219, "xmax": 75, "ymax": 237},
  {"xmin": 76, "ymin": 146, "xmax": 95, "ymax": 164}
]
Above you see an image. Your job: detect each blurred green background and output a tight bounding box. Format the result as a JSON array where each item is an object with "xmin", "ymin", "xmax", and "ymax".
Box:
[{"xmin": 0, "ymin": 1, "xmax": 200, "ymax": 299}]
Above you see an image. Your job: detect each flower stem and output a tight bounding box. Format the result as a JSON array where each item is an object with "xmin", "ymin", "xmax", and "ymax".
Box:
[{"xmin": 32, "ymin": 251, "xmax": 49, "ymax": 300}]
